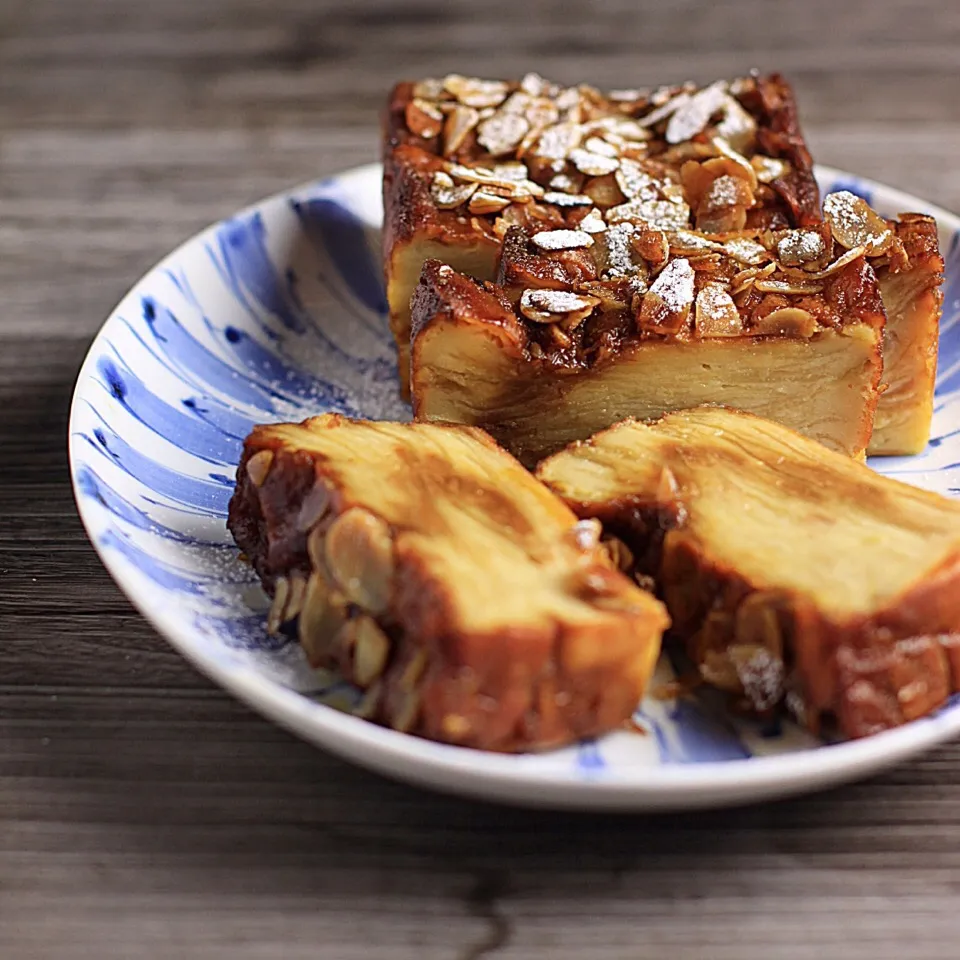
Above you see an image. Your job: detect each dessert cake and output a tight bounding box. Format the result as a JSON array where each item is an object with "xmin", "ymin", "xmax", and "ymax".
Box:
[
  {"xmin": 384, "ymin": 71, "xmax": 822, "ymax": 396},
  {"xmin": 227, "ymin": 414, "xmax": 668, "ymax": 751},
  {"xmin": 410, "ymin": 212, "xmax": 887, "ymax": 465},
  {"xmin": 537, "ymin": 407, "xmax": 960, "ymax": 739}
]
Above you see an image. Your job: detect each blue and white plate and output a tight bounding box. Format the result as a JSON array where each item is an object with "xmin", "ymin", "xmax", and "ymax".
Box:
[{"xmin": 69, "ymin": 163, "xmax": 960, "ymax": 811}]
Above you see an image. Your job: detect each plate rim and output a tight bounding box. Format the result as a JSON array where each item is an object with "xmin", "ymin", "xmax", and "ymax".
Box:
[{"xmin": 68, "ymin": 162, "xmax": 960, "ymax": 811}]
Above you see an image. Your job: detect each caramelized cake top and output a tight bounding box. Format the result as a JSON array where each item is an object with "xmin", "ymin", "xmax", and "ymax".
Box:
[
  {"xmin": 385, "ymin": 72, "xmax": 822, "ymax": 245},
  {"xmin": 410, "ymin": 192, "xmax": 929, "ymax": 370}
]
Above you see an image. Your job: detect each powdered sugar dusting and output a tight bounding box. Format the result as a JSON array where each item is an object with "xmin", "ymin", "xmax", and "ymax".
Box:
[
  {"xmin": 532, "ymin": 229, "xmax": 595, "ymax": 251},
  {"xmin": 648, "ymin": 257, "xmax": 695, "ymax": 311}
]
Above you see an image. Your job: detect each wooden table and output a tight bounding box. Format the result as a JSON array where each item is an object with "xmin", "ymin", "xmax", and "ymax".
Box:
[{"xmin": 4, "ymin": 1, "xmax": 960, "ymax": 956}]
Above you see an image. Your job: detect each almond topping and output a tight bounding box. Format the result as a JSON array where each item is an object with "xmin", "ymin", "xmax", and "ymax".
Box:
[
  {"xmin": 569, "ymin": 148, "xmax": 620, "ymax": 176},
  {"xmin": 823, "ymin": 190, "xmax": 894, "ymax": 254},
  {"xmin": 534, "ymin": 122, "xmax": 582, "ymax": 160},
  {"xmin": 476, "ymin": 112, "xmax": 529, "ymax": 156},
  {"xmin": 542, "ymin": 191, "xmax": 594, "ymax": 207},
  {"xmin": 723, "ymin": 237, "xmax": 770, "ymax": 265},
  {"xmin": 531, "ymin": 229, "xmax": 595, "ymax": 251},
  {"xmin": 442, "ymin": 74, "xmax": 509, "ymax": 108},
  {"xmin": 776, "ymin": 230, "xmax": 827, "ymax": 267},
  {"xmin": 468, "ymin": 191, "xmax": 511, "ymax": 214},
  {"xmin": 695, "ymin": 283, "xmax": 743, "ymax": 337},
  {"xmin": 639, "ymin": 257, "xmax": 695, "ymax": 331},
  {"xmin": 442, "ymin": 105, "xmax": 480, "ymax": 156},
  {"xmin": 752, "ymin": 307, "xmax": 817, "ymax": 337},
  {"xmin": 582, "ymin": 136, "xmax": 619, "ymax": 158},
  {"xmin": 405, "ymin": 98, "xmax": 445, "ymax": 138},
  {"xmin": 430, "ymin": 172, "xmax": 477, "ymax": 209},
  {"xmin": 665, "ymin": 81, "xmax": 728, "ymax": 144},
  {"xmin": 753, "ymin": 278, "xmax": 824, "ymax": 295},
  {"xmin": 245, "ymin": 450, "xmax": 273, "ymax": 488},
  {"xmin": 751, "ymin": 155, "xmax": 790, "ymax": 183},
  {"xmin": 606, "ymin": 198, "xmax": 691, "ymax": 230},
  {"xmin": 578, "ymin": 208, "xmax": 608, "ymax": 234},
  {"xmin": 615, "ymin": 158, "xmax": 659, "ymax": 200},
  {"xmin": 519, "ymin": 289, "xmax": 600, "ymax": 326}
]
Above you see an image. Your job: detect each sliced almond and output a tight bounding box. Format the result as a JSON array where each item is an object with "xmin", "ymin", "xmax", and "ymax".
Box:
[
  {"xmin": 776, "ymin": 229, "xmax": 828, "ymax": 267},
  {"xmin": 531, "ymin": 228, "xmax": 595, "ymax": 251},
  {"xmin": 713, "ymin": 96, "xmax": 757, "ymax": 153},
  {"xmin": 711, "ymin": 137, "xmax": 759, "ymax": 190},
  {"xmin": 606, "ymin": 198, "xmax": 691, "ymax": 230},
  {"xmin": 442, "ymin": 105, "xmax": 480, "ymax": 156},
  {"xmin": 324, "ymin": 507, "xmax": 395, "ymax": 615},
  {"xmin": 476, "ymin": 112, "xmax": 529, "ymax": 156},
  {"xmin": 638, "ymin": 257, "xmax": 695, "ymax": 331},
  {"xmin": 405, "ymin": 98, "xmax": 444, "ymax": 138},
  {"xmin": 569, "ymin": 148, "xmax": 620, "ymax": 177},
  {"xmin": 443, "ymin": 74, "xmax": 509, "ymax": 109},
  {"xmin": 534, "ymin": 121, "xmax": 582, "ymax": 160},
  {"xmin": 542, "ymin": 191, "xmax": 594, "ymax": 207},
  {"xmin": 752, "ymin": 307, "xmax": 817, "ymax": 337},
  {"xmin": 548, "ymin": 172, "xmax": 582, "ymax": 194},
  {"xmin": 342, "ymin": 615, "xmax": 392, "ymax": 688},
  {"xmin": 753, "ymin": 278, "xmax": 824, "ymax": 295},
  {"xmin": 751, "ymin": 155, "xmax": 790, "ymax": 184},
  {"xmin": 468, "ymin": 191, "xmax": 511, "ymax": 215},
  {"xmin": 245, "ymin": 450, "xmax": 273, "ymax": 488},
  {"xmin": 298, "ymin": 573, "xmax": 349, "ymax": 669},
  {"xmin": 519, "ymin": 289, "xmax": 600, "ymax": 326},
  {"xmin": 296, "ymin": 480, "xmax": 331, "ymax": 532},
  {"xmin": 668, "ymin": 230, "xmax": 723, "ymax": 254},
  {"xmin": 695, "ymin": 283, "xmax": 743, "ymax": 337},
  {"xmin": 664, "ymin": 81, "xmax": 728, "ymax": 144},
  {"xmin": 723, "ymin": 237, "xmax": 770, "ymax": 265},
  {"xmin": 638, "ymin": 91, "xmax": 692, "ymax": 129},
  {"xmin": 266, "ymin": 576, "xmax": 290, "ymax": 635},
  {"xmin": 583, "ymin": 136, "xmax": 619, "ymax": 158},
  {"xmin": 583, "ymin": 172, "xmax": 625, "ymax": 207},
  {"xmin": 823, "ymin": 190, "xmax": 894, "ymax": 254},
  {"xmin": 615, "ymin": 158, "xmax": 659, "ymax": 201},
  {"xmin": 412, "ymin": 78, "xmax": 445, "ymax": 100},
  {"xmin": 804, "ymin": 245, "xmax": 868, "ymax": 279},
  {"xmin": 430, "ymin": 172, "xmax": 477, "ymax": 209},
  {"xmin": 578, "ymin": 208, "xmax": 608, "ymax": 234}
]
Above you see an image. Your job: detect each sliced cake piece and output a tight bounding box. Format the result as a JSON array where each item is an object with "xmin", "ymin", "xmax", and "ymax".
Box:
[
  {"xmin": 227, "ymin": 414, "xmax": 668, "ymax": 752},
  {"xmin": 384, "ymin": 71, "xmax": 821, "ymax": 395},
  {"xmin": 537, "ymin": 406, "xmax": 960, "ymax": 740},
  {"xmin": 410, "ymin": 215, "xmax": 886, "ymax": 466}
]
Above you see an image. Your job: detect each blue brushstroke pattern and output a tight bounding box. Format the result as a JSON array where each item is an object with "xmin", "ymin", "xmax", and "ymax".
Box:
[
  {"xmin": 76, "ymin": 465, "xmax": 222, "ymax": 545},
  {"xmin": 214, "ymin": 211, "xmax": 307, "ymax": 334},
  {"xmin": 100, "ymin": 528, "xmax": 209, "ymax": 595},
  {"xmin": 292, "ymin": 197, "xmax": 388, "ymax": 316},
  {"xmin": 81, "ymin": 425, "xmax": 232, "ymax": 516},
  {"xmin": 143, "ymin": 297, "xmax": 278, "ymax": 412},
  {"xmin": 96, "ymin": 355, "xmax": 242, "ymax": 465}
]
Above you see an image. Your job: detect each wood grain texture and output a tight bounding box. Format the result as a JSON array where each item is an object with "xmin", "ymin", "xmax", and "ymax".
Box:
[{"xmin": 2, "ymin": 0, "xmax": 960, "ymax": 956}]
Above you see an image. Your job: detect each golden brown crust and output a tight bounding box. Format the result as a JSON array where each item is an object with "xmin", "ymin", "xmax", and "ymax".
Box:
[
  {"xmin": 868, "ymin": 213, "xmax": 944, "ymax": 455},
  {"xmin": 228, "ymin": 414, "xmax": 668, "ymax": 752},
  {"xmin": 536, "ymin": 408, "xmax": 960, "ymax": 740}
]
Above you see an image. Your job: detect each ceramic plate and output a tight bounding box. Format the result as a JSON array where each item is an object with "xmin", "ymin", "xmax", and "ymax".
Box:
[{"xmin": 68, "ymin": 163, "xmax": 960, "ymax": 811}]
